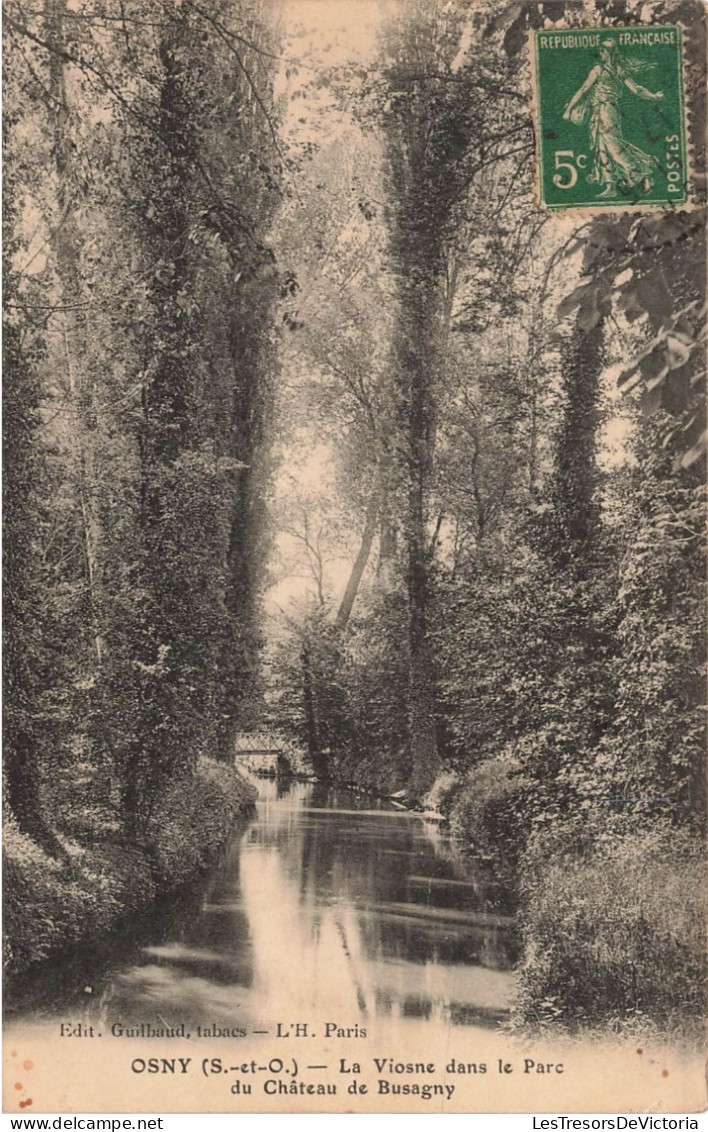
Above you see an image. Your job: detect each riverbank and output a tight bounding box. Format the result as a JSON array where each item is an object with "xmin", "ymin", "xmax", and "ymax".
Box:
[
  {"xmin": 3, "ymin": 757, "xmax": 256, "ymax": 981},
  {"xmin": 280, "ymin": 766, "xmax": 706, "ymax": 1046},
  {"xmin": 513, "ymin": 820, "xmax": 708, "ymax": 1045}
]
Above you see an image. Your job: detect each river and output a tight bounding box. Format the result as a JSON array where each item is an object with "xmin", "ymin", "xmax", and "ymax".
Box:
[
  {"xmin": 6, "ymin": 778, "xmax": 518, "ymax": 1037},
  {"xmin": 6, "ymin": 780, "xmax": 704, "ymax": 1114}
]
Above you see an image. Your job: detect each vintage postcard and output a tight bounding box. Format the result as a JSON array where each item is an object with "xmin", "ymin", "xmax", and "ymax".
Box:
[{"xmin": 3, "ymin": 0, "xmax": 706, "ymax": 1117}]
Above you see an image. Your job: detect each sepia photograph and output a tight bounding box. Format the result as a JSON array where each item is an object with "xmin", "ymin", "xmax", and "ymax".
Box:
[{"xmin": 3, "ymin": 0, "xmax": 707, "ymax": 1116}]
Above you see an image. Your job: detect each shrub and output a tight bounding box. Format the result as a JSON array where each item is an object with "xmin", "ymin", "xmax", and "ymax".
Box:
[
  {"xmin": 514, "ymin": 822, "xmax": 707, "ymax": 1040},
  {"xmin": 423, "ymin": 771, "xmax": 460, "ymax": 816},
  {"xmin": 330, "ymin": 744, "xmax": 411, "ymax": 796},
  {"xmin": 3, "ymin": 759, "xmax": 256, "ymax": 979},
  {"xmin": 3, "ymin": 819, "xmax": 150, "ymax": 977},
  {"xmin": 449, "ymin": 755, "xmax": 529, "ymax": 865},
  {"xmin": 148, "ymin": 757, "xmax": 256, "ymax": 888}
]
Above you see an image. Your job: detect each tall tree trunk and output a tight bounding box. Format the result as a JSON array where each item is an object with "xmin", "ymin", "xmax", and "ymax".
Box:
[
  {"xmin": 336, "ymin": 493, "xmax": 379, "ymax": 629},
  {"xmin": 550, "ymin": 307, "xmax": 604, "ymax": 571},
  {"xmin": 388, "ymin": 271, "xmax": 443, "ymax": 797},
  {"xmin": 406, "ymin": 468, "xmax": 440, "ymax": 796},
  {"xmin": 3, "ymin": 103, "xmax": 69, "ymax": 860},
  {"xmin": 46, "ymin": 0, "xmax": 104, "ymax": 668},
  {"xmin": 123, "ymin": 12, "xmax": 200, "ymax": 832},
  {"xmin": 377, "ymin": 3, "xmax": 479, "ymax": 797}
]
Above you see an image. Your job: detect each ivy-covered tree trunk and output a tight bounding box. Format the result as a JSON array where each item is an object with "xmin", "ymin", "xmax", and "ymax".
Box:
[
  {"xmin": 606, "ymin": 425, "xmax": 706, "ymax": 831},
  {"xmin": 3, "ymin": 269, "xmax": 45, "ymax": 843},
  {"xmin": 549, "ymin": 311, "xmax": 604, "ymax": 570},
  {"xmin": 3, "ymin": 120, "xmax": 67, "ymax": 860},
  {"xmin": 219, "ymin": 269, "xmax": 279, "ymax": 752},
  {"xmin": 123, "ymin": 10, "xmax": 202, "ymax": 830},
  {"xmin": 519, "ymin": 302, "xmax": 614, "ymax": 806},
  {"xmin": 399, "ymin": 266, "xmax": 442, "ymax": 795},
  {"xmin": 378, "ymin": 16, "xmax": 452, "ymax": 795}
]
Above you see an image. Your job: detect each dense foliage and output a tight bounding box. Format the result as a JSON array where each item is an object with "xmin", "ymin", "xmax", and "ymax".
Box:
[{"xmin": 4, "ymin": 0, "xmax": 279, "ymax": 957}]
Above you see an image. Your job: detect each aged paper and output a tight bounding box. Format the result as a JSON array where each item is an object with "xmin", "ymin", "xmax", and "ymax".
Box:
[{"xmin": 4, "ymin": 0, "xmax": 706, "ymax": 1117}]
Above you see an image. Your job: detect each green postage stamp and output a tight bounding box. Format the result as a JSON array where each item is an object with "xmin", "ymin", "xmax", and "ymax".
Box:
[{"xmin": 532, "ymin": 25, "xmax": 688, "ymax": 210}]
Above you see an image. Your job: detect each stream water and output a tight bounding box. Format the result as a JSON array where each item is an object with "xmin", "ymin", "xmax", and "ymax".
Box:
[{"xmin": 6, "ymin": 779, "xmax": 519, "ymax": 1039}]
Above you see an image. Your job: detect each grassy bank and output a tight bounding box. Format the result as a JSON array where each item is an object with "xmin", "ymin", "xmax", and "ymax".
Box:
[
  {"xmin": 3, "ymin": 757, "xmax": 256, "ymax": 980},
  {"xmin": 419, "ymin": 769, "xmax": 706, "ymax": 1044},
  {"xmin": 513, "ymin": 821, "xmax": 707, "ymax": 1043}
]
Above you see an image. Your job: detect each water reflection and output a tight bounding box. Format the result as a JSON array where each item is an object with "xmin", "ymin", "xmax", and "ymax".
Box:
[{"xmin": 6, "ymin": 779, "xmax": 518, "ymax": 1037}]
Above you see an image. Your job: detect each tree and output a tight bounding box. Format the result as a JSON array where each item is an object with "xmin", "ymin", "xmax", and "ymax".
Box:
[
  {"xmin": 3, "ymin": 102, "xmax": 67, "ymax": 857},
  {"xmin": 4, "ymin": 0, "xmax": 282, "ymax": 840},
  {"xmin": 364, "ymin": 1, "xmax": 537, "ymax": 794},
  {"xmin": 375, "ymin": 2, "xmax": 479, "ymax": 792},
  {"xmin": 274, "ymin": 134, "xmax": 396, "ymax": 629}
]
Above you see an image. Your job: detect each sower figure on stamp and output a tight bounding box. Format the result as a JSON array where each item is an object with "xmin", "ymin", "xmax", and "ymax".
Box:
[{"xmin": 563, "ymin": 38, "xmax": 664, "ymax": 198}]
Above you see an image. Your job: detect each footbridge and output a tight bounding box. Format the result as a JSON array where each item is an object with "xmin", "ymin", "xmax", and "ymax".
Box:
[{"xmin": 233, "ymin": 733, "xmax": 307, "ymax": 777}]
